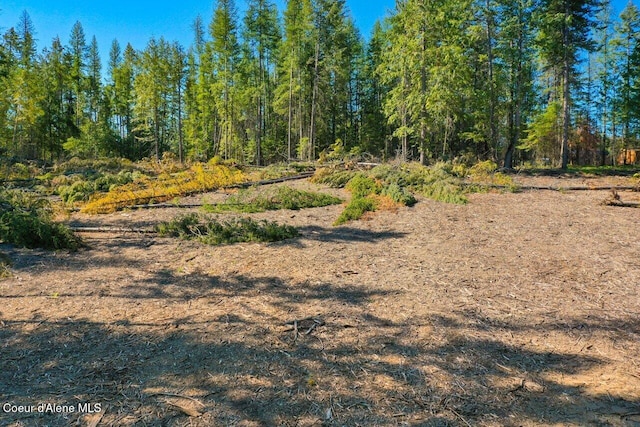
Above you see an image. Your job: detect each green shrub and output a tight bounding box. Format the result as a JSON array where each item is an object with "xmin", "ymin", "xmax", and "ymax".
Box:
[
  {"xmin": 0, "ymin": 190, "xmax": 81, "ymax": 250},
  {"xmin": 311, "ymin": 169, "xmax": 356, "ymax": 188},
  {"xmin": 314, "ymin": 163, "xmax": 471, "ymax": 224},
  {"xmin": 57, "ymin": 170, "xmax": 138, "ymax": 204},
  {"xmin": 334, "ymin": 197, "xmax": 377, "ymax": 225},
  {"xmin": 156, "ymin": 214, "xmax": 299, "ymax": 245},
  {"xmin": 468, "ymin": 160, "xmax": 498, "ymax": 176},
  {"xmin": 345, "ymin": 173, "xmax": 381, "ymax": 198},
  {"xmin": 0, "ymin": 252, "xmax": 11, "ymax": 278},
  {"xmin": 381, "ymin": 183, "xmax": 417, "ymax": 206},
  {"xmin": 420, "ymin": 180, "xmax": 468, "ymax": 204}
]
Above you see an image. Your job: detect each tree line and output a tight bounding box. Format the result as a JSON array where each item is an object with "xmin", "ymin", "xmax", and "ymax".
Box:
[{"xmin": 1, "ymin": 0, "xmax": 639, "ymax": 168}]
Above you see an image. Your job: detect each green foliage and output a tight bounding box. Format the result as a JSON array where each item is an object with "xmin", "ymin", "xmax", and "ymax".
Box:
[
  {"xmin": 0, "ymin": 0, "xmax": 609, "ymax": 167},
  {"xmin": 468, "ymin": 160, "xmax": 498, "ymax": 175},
  {"xmin": 520, "ymin": 102, "xmax": 561, "ymax": 161},
  {"xmin": 380, "ymin": 183, "xmax": 417, "ymax": 206},
  {"xmin": 334, "ymin": 197, "xmax": 377, "ymax": 226},
  {"xmin": 316, "ymin": 162, "xmax": 473, "ymax": 224},
  {"xmin": 420, "ymin": 179, "xmax": 468, "ymax": 204},
  {"xmin": 0, "ymin": 252, "xmax": 11, "ymax": 278},
  {"xmin": 81, "ymin": 163, "xmax": 246, "ymax": 214},
  {"xmin": 345, "ymin": 173, "xmax": 381, "ymax": 198},
  {"xmin": 51, "ymin": 157, "xmax": 143, "ymax": 176},
  {"xmin": 311, "ymin": 169, "xmax": 357, "ymax": 188},
  {"xmin": 0, "ymin": 190, "xmax": 81, "ymax": 250},
  {"xmin": 57, "ymin": 171, "xmax": 138, "ymax": 203},
  {"xmin": 0, "ymin": 162, "xmax": 38, "ymax": 181},
  {"xmin": 203, "ymin": 186, "xmax": 342, "ymax": 213},
  {"xmin": 370, "ymin": 163, "xmax": 468, "ymax": 204},
  {"xmin": 156, "ymin": 213, "xmax": 299, "ymax": 245}
]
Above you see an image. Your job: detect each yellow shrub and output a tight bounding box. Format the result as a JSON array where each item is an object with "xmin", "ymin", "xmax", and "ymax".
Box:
[{"xmin": 81, "ymin": 164, "xmax": 246, "ymax": 214}]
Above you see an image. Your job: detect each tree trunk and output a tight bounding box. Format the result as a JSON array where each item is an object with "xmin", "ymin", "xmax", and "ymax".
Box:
[
  {"xmin": 287, "ymin": 61, "xmax": 294, "ymax": 162},
  {"xmin": 309, "ymin": 41, "xmax": 320, "ymax": 161},
  {"xmin": 560, "ymin": 6, "xmax": 570, "ymax": 170},
  {"xmin": 486, "ymin": 0, "xmax": 497, "ymax": 161},
  {"xmin": 154, "ymin": 108, "xmax": 160, "ymax": 161},
  {"xmin": 178, "ymin": 80, "xmax": 183, "ymax": 164}
]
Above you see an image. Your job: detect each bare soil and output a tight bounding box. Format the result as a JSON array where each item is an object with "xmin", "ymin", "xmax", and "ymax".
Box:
[{"xmin": 1, "ymin": 175, "xmax": 639, "ymax": 426}]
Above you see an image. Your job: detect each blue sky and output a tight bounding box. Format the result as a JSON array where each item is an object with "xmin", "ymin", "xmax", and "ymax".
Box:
[
  {"xmin": 0, "ymin": 0, "xmax": 395, "ymax": 59},
  {"xmin": 0, "ymin": 0, "xmax": 634, "ymax": 68}
]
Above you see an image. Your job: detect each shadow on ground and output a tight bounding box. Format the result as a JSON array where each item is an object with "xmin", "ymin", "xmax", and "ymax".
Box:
[{"xmin": 0, "ymin": 241, "xmax": 638, "ymax": 426}]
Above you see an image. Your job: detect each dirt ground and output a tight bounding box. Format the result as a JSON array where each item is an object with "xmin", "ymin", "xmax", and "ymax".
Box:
[{"xmin": 1, "ymin": 174, "xmax": 639, "ymax": 426}]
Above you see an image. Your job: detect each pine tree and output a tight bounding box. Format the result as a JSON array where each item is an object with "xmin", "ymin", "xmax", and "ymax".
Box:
[
  {"xmin": 536, "ymin": 0, "xmax": 600, "ymax": 168},
  {"xmin": 613, "ymin": 2, "xmax": 640, "ymax": 160},
  {"xmin": 68, "ymin": 21, "xmax": 87, "ymax": 129},
  {"xmin": 40, "ymin": 37, "xmax": 76, "ymax": 159},
  {"xmin": 360, "ymin": 21, "xmax": 389, "ymax": 158},
  {"xmin": 134, "ymin": 37, "xmax": 174, "ymax": 160},
  {"xmin": 210, "ymin": 0, "xmax": 241, "ymax": 160},
  {"xmin": 243, "ymin": 0, "xmax": 280, "ymax": 164},
  {"xmin": 169, "ymin": 42, "xmax": 187, "ymax": 162},
  {"xmin": 497, "ymin": 0, "xmax": 537, "ymax": 168},
  {"xmin": 108, "ymin": 42, "xmax": 136, "ymax": 157},
  {"xmin": 379, "ymin": 0, "xmax": 475, "ymax": 161},
  {"xmin": 593, "ymin": 1, "xmax": 615, "ymax": 165},
  {"xmin": 8, "ymin": 11, "xmax": 44, "ymax": 158},
  {"xmin": 274, "ymin": 0, "xmax": 315, "ymax": 160}
]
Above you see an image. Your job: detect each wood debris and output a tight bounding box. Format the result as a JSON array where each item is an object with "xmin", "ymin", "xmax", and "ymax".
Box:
[{"xmin": 602, "ymin": 190, "xmax": 639, "ymax": 207}]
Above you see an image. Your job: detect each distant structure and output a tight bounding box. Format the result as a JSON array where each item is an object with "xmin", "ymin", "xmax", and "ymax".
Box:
[{"xmin": 617, "ymin": 148, "xmax": 640, "ymax": 165}]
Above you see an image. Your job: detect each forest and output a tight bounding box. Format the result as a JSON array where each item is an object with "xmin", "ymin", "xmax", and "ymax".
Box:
[{"xmin": 1, "ymin": 0, "xmax": 639, "ymax": 169}]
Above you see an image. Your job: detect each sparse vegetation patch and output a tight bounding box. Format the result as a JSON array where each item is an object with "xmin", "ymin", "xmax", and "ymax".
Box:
[
  {"xmin": 81, "ymin": 164, "xmax": 246, "ymax": 214},
  {"xmin": 156, "ymin": 213, "xmax": 299, "ymax": 245},
  {"xmin": 0, "ymin": 190, "xmax": 81, "ymax": 250}
]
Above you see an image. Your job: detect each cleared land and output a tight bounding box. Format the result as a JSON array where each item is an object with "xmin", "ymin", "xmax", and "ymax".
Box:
[{"xmin": 1, "ymin": 174, "xmax": 639, "ymax": 426}]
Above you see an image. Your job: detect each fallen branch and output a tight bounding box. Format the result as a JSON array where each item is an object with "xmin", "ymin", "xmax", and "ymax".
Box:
[
  {"xmin": 601, "ymin": 189, "xmax": 640, "ymax": 207},
  {"xmin": 519, "ymin": 185, "xmax": 639, "ymax": 192},
  {"xmin": 70, "ymin": 226, "xmax": 157, "ymax": 234},
  {"xmin": 149, "ymin": 392, "xmax": 205, "ymax": 407},
  {"xmin": 165, "ymin": 401, "xmax": 203, "ymax": 417},
  {"xmin": 228, "ymin": 171, "xmax": 316, "ymax": 188},
  {"xmin": 602, "ymin": 199, "xmax": 639, "ymax": 208},
  {"xmin": 465, "ymin": 182, "xmax": 640, "ymax": 192}
]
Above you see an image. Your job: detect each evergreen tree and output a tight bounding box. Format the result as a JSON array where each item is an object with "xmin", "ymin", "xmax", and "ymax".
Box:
[
  {"xmin": 274, "ymin": 0, "xmax": 315, "ymax": 160},
  {"xmin": 497, "ymin": 0, "xmax": 537, "ymax": 168},
  {"xmin": 68, "ymin": 21, "xmax": 87, "ymax": 129},
  {"xmin": 210, "ymin": 0, "xmax": 241, "ymax": 160},
  {"xmin": 536, "ymin": 0, "xmax": 600, "ymax": 168},
  {"xmin": 613, "ymin": 2, "xmax": 640, "ymax": 159},
  {"xmin": 593, "ymin": 1, "xmax": 616, "ymax": 165},
  {"xmin": 360, "ymin": 21, "xmax": 389, "ymax": 158},
  {"xmin": 243, "ymin": 0, "xmax": 280, "ymax": 164}
]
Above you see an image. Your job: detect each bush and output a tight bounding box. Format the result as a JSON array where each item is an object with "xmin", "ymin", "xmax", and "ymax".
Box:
[
  {"xmin": 0, "ymin": 252, "xmax": 11, "ymax": 278},
  {"xmin": 156, "ymin": 214, "xmax": 299, "ymax": 245},
  {"xmin": 334, "ymin": 197, "xmax": 377, "ymax": 225},
  {"xmin": 82, "ymin": 164, "xmax": 246, "ymax": 214},
  {"xmin": 0, "ymin": 190, "xmax": 81, "ymax": 250},
  {"xmin": 468, "ymin": 160, "xmax": 498, "ymax": 176},
  {"xmin": 381, "ymin": 183, "xmax": 417, "ymax": 206},
  {"xmin": 314, "ymin": 162, "xmax": 472, "ymax": 224},
  {"xmin": 57, "ymin": 170, "xmax": 139, "ymax": 204},
  {"xmin": 345, "ymin": 173, "xmax": 381, "ymax": 198},
  {"xmin": 310, "ymin": 168, "xmax": 356, "ymax": 188}
]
